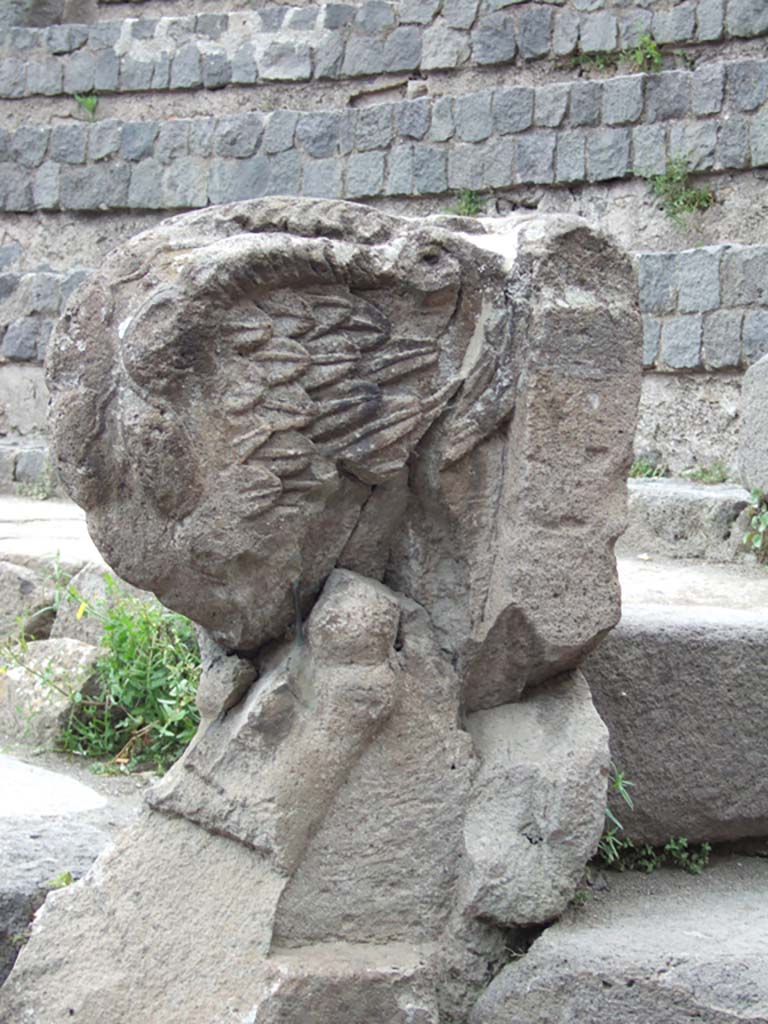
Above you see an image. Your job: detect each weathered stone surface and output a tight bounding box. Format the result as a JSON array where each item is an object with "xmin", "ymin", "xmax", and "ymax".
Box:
[
  {"xmin": 738, "ymin": 353, "xmax": 768, "ymax": 492},
  {"xmin": 0, "ymin": 637, "xmax": 101, "ymax": 746},
  {"xmin": 49, "ymin": 562, "xmax": 158, "ymax": 646},
  {"xmin": 47, "ymin": 200, "xmax": 640, "ymax": 713},
  {"xmin": 583, "ymin": 604, "xmax": 768, "ymax": 844},
  {"xmin": 470, "ymin": 858, "xmax": 768, "ymax": 1024},
  {"xmin": 0, "ymin": 560, "xmax": 55, "ymax": 641}
]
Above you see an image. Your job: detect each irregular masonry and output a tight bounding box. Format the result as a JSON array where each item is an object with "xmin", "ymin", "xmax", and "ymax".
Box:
[
  {"xmin": 738, "ymin": 352, "xmax": 768, "ymax": 493},
  {"xmin": 1, "ymin": 200, "xmax": 639, "ymax": 1022}
]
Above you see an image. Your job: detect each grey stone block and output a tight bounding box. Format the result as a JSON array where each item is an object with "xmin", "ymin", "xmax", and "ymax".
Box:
[
  {"xmin": 162, "ymin": 158, "xmax": 208, "ymax": 208},
  {"xmin": 208, "ymin": 156, "xmax": 271, "ymax": 203},
  {"xmin": 579, "ymin": 11, "xmax": 617, "ymax": 52},
  {"xmin": 354, "ymin": 104, "xmax": 394, "ymax": 152},
  {"xmin": 676, "ymin": 248, "xmax": 721, "ymax": 313},
  {"xmin": 354, "ymin": 1, "xmax": 395, "ymax": 32},
  {"xmin": 413, "ymin": 144, "xmax": 448, "ymax": 193},
  {"xmin": 617, "ymin": 9, "xmax": 652, "ymax": 48},
  {"xmin": 492, "ymin": 86, "xmax": 534, "ymax": 134},
  {"xmin": 314, "ymin": 35, "xmax": 345, "ymax": 80},
  {"xmin": 63, "ymin": 50, "xmax": 94, "ymax": 94},
  {"xmin": 517, "ymin": 6, "xmax": 552, "ymax": 60},
  {"xmin": 642, "ymin": 315, "xmax": 660, "ymax": 367},
  {"xmin": 151, "ymin": 53, "xmax": 171, "ymax": 90},
  {"xmin": 603, "ymin": 75, "xmax": 643, "ymax": 126},
  {"xmin": 10, "ymin": 126, "xmax": 49, "ymax": 169},
  {"xmin": 154, "ymin": 121, "xmax": 188, "ymax": 165},
  {"xmin": 303, "ymin": 156, "xmax": 343, "ymax": 198},
  {"xmin": 587, "ymin": 127, "xmax": 630, "ymax": 181},
  {"xmin": 202, "ymin": 50, "xmax": 231, "ymax": 90},
  {"xmin": 515, "ymin": 132, "xmax": 555, "ymax": 183},
  {"xmin": 45, "ymin": 24, "xmax": 87, "ymax": 54},
  {"xmin": 88, "ymin": 22, "xmax": 121, "ymax": 49},
  {"xmin": 555, "ymin": 131, "xmax": 585, "ymax": 183},
  {"xmin": 196, "ymin": 13, "xmax": 228, "ymax": 39},
  {"xmin": 454, "ymin": 90, "xmax": 493, "ymax": 143},
  {"xmin": 214, "ymin": 114, "xmax": 264, "ymax": 159},
  {"xmin": 470, "ymin": 12, "xmax": 516, "ymax": 65},
  {"xmin": 752, "ymin": 106, "xmax": 768, "ymax": 168},
  {"xmin": 32, "ymin": 161, "xmax": 58, "ymax": 209},
  {"xmin": 26, "ymin": 57, "xmax": 62, "ymax": 96},
  {"xmin": 346, "ymin": 150, "xmax": 385, "ymax": 197},
  {"xmin": 16, "ymin": 272, "xmax": 59, "ymax": 315},
  {"xmin": 697, "ymin": 0, "xmax": 724, "ymax": 41},
  {"xmin": 702, "ymin": 309, "xmax": 743, "ymax": 369},
  {"xmin": 285, "ymin": 8, "xmax": 317, "ymax": 29},
  {"xmin": 260, "ymin": 41, "xmax": 312, "ymax": 82},
  {"xmin": 668, "ymin": 120, "xmax": 717, "ymax": 171},
  {"xmin": 120, "ymin": 57, "xmax": 153, "ymax": 91},
  {"xmin": 0, "ymin": 272, "xmax": 18, "ymax": 300},
  {"xmin": 60, "ymin": 268, "xmax": 91, "ymax": 304},
  {"xmin": 447, "ymin": 141, "xmax": 485, "ymax": 189},
  {"xmin": 263, "ymin": 111, "xmax": 298, "ymax": 155},
  {"xmin": 397, "ymin": 98, "xmax": 430, "ymax": 140},
  {"xmin": 743, "ymin": 310, "xmax": 768, "ymax": 365},
  {"xmin": 692, "ymin": 63, "xmax": 724, "ymax": 115},
  {"xmin": 481, "ymin": 136, "xmax": 515, "ymax": 188},
  {"xmin": 296, "ymin": 112, "xmax": 343, "ymax": 159},
  {"xmin": 569, "ymin": 81, "xmax": 601, "ymax": 127},
  {"xmin": 257, "ymin": 8, "xmax": 285, "ymax": 31},
  {"xmin": 726, "ymin": 0, "xmax": 768, "ymax": 37},
  {"xmin": 728, "ymin": 60, "xmax": 768, "ymax": 113},
  {"xmin": 661, "ymin": 314, "xmax": 703, "ymax": 369},
  {"xmin": 169, "ymin": 43, "xmax": 201, "ymax": 88},
  {"xmin": 231, "ymin": 42, "xmax": 257, "ymax": 85},
  {"xmin": 717, "ymin": 116, "xmax": 750, "ymax": 169},
  {"xmin": 342, "ymin": 35, "xmax": 385, "ymax": 75},
  {"xmin": 383, "ymin": 26, "xmax": 422, "ymax": 71},
  {"xmin": 0, "ymin": 59, "xmax": 25, "ymax": 98},
  {"xmin": 131, "ymin": 18, "xmax": 158, "ymax": 40},
  {"xmin": 0, "ymin": 244, "xmax": 21, "ymax": 271},
  {"xmin": 553, "ymin": 9, "xmax": 579, "ymax": 56},
  {"xmin": 93, "ymin": 50, "xmax": 119, "ymax": 92},
  {"xmin": 442, "ymin": 0, "xmax": 479, "ymax": 30},
  {"xmin": 398, "ymin": 0, "xmax": 440, "ymax": 24},
  {"xmin": 422, "ymin": 24, "xmax": 469, "ymax": 69},
  {"xmin": 535, "ymin": 84, "xmax": 569, "ymax": 128},
  {"xmin": 50, "ymin": 124, "xmax": 86, "ymax": 165},
  {"xmin": 652, "ymin": 3, "xmax": 696, "ymax": 43},
  {"xmin": 637, "ymin": 252, "xmax": 677, "ymax": 314},
  {"xmin": 323, "ymin": 1, "xmax": 356, "ymax": 27},
  {"xmin": 268, "ymin": 150, "xmax": 302, "ymax": 195},
  {"xmin": 121, "ymin": 122, "xmax": 158, "ymax": 162},
  {"xmin": 721, "ymin": 246, "xmax": 768, "ymax": 306},
  {"xmin": 645, "ymin": 71, "xmax": 690, "ymax": 121},
  {"xmin": 60, "ymin": 163, "xmax": 130, "ymax": 210},
  {"xmin": 386, "ymin": 142, "xmax": 413, "ymax": 193},
  {"xmin": 430, "ymin": 96, "xmax": 454, "ymax": 142},
  {"xmin": 0, "ymin": 165, "xmax": 33, "ymax": 212},
  {"xmin": 188, "ymin": 119, "xmax": 214, "ymax": 157},
  {"xmin": 127, "ymin": 158, "xmax": 163, "ymax": 209},
  {"xmin": 0, "ymin": 130, "xmax": 8, "ymax": 163},
  {"xmin": 1, "ymin": 318, "xmax": 43, "ymax": 361},
  {"xmin": 7, "ymin": 27, "xmax": 38, "ymax": 52}
]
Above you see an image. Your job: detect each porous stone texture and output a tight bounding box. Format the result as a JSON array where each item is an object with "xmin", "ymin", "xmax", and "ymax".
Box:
[
  {"xmin": 48, "ymin": 200, "xmax": 640, "ymax": 711},
  {"xmin": 582, "ymin": 604, "xmax": 768, "ymax": 845},
  {"xmin": 0, "ymin": 637, "xmax": 101, "ymax": 746},
  {"xmin": 470, "ymin": 857, "xmax": 768, "ymax": 1024},
  {"xmin": 738, "ymin": 352, "xmax": 768, "ymax": 492},
  {"xmin": 0, "ymin": 560, "xmax": 56, "ymax": 640}
]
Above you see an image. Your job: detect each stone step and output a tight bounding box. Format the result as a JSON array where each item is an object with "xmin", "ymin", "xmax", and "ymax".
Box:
[
  {"xmin": 0, "ymin": 493, "xmax": 104, "ymax": 572},
  {"xmin": 471, "ymin": 855, "xmax": 768, "ymax": 1024},
  {"xmin": 618, "ymin": 476, "xmax": 752, "ymax": 562},
  {"xmin": 585, "ymin": 556, "xmax": 768, "ymax": 845}
]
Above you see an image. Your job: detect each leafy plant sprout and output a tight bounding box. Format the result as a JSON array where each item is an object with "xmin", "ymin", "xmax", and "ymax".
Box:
[
  {"xmin": 642, "ymin": 155, "xmax": 715, "ymax": 225},
  {"xmin": 74, "ymin": 92, "xmax": 98, "ymax": 120},
  {"xmin": 744, "ymin": 489, "xmax": 768, "ymax": 564}
]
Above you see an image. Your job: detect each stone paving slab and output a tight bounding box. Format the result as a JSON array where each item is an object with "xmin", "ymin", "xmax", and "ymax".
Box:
[
  {"xmin": 617, "ymin": 552, "xmax": 768, "ymax": 609},
  {"xmin": 0, "ymin": 495, "xmax": 104, "ymax": 573}
]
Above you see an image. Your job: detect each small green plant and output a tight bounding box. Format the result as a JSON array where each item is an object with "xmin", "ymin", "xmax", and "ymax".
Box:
[
  {"xmin": 16, "ymin": 459, "xmax": 57, "ymax": 501},
  {"xmin": 663, "ymin": 837, "xmax": 712, "ymax": 875},
  {"xmin": 74, "ymin": 92, "xmax": 98, "ymax": 120},
  {"xmin": 628, "ymin": 33, "xmax": 663, "ymax": 73},
  {"xmin": 629, "ymin": 457, "xmax": 668, "ymax": 479},
  {"xmin": 643, "ymin": 155, "xmax": 715, "ymax": 225},
  {"xmin": 449, "ymin": 190, "xmax": 485, "ymax": 217},
  {"xmin": 570, "ymin": 49, "xmax": 621, "ymax": 72},
  {"xmin": 9, "ymin": 928, "xmax": 31, "ymax": 949},
  {"xmin": 683, "ymin": 461, "xmax": 728, "ymax": 484},
  {"xmin": 570, "ymin": 888, "xmax": 591, "ymax": 909},
  {"xmin": 57, "ymin": 578, "xmax": 201, "ymax": 773},
  {"xmin": 44, "ymin": 870, "xmax": 74, "ymax": 890},
  {"xmin": 744, "ymin": 489, "xmax": 768, "ymax": 564}
]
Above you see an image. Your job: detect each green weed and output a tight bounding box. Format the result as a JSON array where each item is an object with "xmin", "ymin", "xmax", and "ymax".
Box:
[
  {"xmin": 683, "ymin": 462, "xmax": 728, "ymax": 484},
  {"xmin": 74, "ymin": 92, "xmax": 98, "ymax": 120},
  {"xmin": 627, "ymin": 33, "xmax": 663, "ymax": 73},
  {"xmin": 44, "ymin": 870, "xmax": 74, "ymax": 890},
  {"xmin": 643, "ymin": 155, "xmax": 715, "ymax": 224},
  {"xmin": 448, "ymin": 190, "xmax": 485, "ymax": 216},
  {"xmin": 629, "ymin": 457, "xmax": 668, "ymax": 479},
  {"xmin": 744, "ymin": 489, "xmax": 768, "ymax": 563}
]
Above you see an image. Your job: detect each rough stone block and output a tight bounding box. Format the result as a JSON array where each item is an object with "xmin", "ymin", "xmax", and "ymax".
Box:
[
  {"xmin": 62, "ymin": 50, "xmax": 93, "ymax": 93},
  {"xmin": 413, "ymin": 143, "xmax": 448, "ymax": 193},
  {"xmin": 642, "ymin": 314, "xmax": 660, "ymax": 367},
  {"xmin": 603, "ymin": 75, "xmax": 643, "ymax": 125},
  {"xmin": 260, "ymin": 41, "xmax": 312, "ymax": 82},
  {"xmin": 49, "ymin": 124, "xmax": 86, "ymax": 165},
  {"xmin": 587, "ymin": 127, "xmax": 630, "ymax": 180},
  {"xmin": 481, "ymin": 136, "xmax": 515, "ymax": 188},
  {"xmin": 32, "ymin": 162, "xmax": 59, "ymax": 209},
  {"xmin": 154, "ymin": 121, "xmax": 188, "ymax": 165},
  {"xmin": 470, "ymin": 12, "xmax": 516, "ymax": 65},
  {"xmin": 553, "ymin": 9, "xmax": 579, "ymax": 56},
  {"xmin": 88, "ymin": 22, "xmax": 121, "ymax": 49},
  {"xmin": 93, "ymin": 50, "xmax": 119, "ymax": 92},
  {"xmin": 313, "ymin": 35, "xmax": 345, "ymax": 80},
  {"xmin": 10, "ymin": 126, "xmax": 49, "ymax": 169},
  {"xmin": 442, "ymin": 0, "xmax": 479, "ymax": 30},
  {"xmin": 397, "ymin": 98, "xmax": 430, "ymax": 140},
  {"xmin": 454, "ymin": 90, "xmax": 493, "ymax": 142},
  {"xmin": 296, "ymin": 112, "xmax": 343, "ymax": 159},
  {"xmin": 726, "ymin": 0, "xmax": 768, "ymax": 37},
  {"xmin": 752, "ymin": 106, "xmax": 768, "ymax": 167},
  {"xmin": 569, "ymin": 80, "xmax": 601, "ymax": 127},
  {"xmin": 691, "ymin": 62, "xmax": 724, "ymax": 115},
  {"xmin": 26, "ymin": 57, "xmax": 62, "ymax": 96},
  {"xmin": 16, "ymin": 272, "xmax": 59, "ymax": 315},
  {"xmin": 345, "ymin": 150, "xmax": 385, "ymax": 197},
  {"xmin": 515, "ymin": 132, "xmax": 555, "ymax": 183},
  {"xmin": 661, "ymin": 314, "xmax": 702, "ymax": 368},
  {"xmin": 353, "ymin": 104, "xmax": 394, "ymax": 152},
  {"xmin": 668, "ymin": 120, "xmax": 717, "ymax": 171},
  {"xmin": 579, "ymin": 10, "xmax": 617, "ymax": 52},
  {"xmin": 534, "ymin": 83, "xmax": 569, "ymax": 128},
  {"xmin": 0, "ymin": 271, "xmax": 19, "ymax": 301},
  {"xmin": 632, "ymin": 122, "xmax": 667, "ymax": 175},
  {"xmin": 207, "ymin": 156, "xmax": 271, "ymax": 204},
  {"xmin": 554, "ymin": 130, "xmax": 585, "ymax": 182},
  {"xmin": 652, "ymin": 2, "xmax": 696, "ymax": 43},
  {"xmin": 492, "ymin": 86, "xmax": 534, "ymax": 134},
  {"xmin": 517, "ymin": 6, "xmax": 552, "ymax": 59},
  {"xmin": 303, "ymin": 156, "xmax": 343, "ymax": 197},
  {"xmin": 637, "ymin": 252, "xmax": 677, "ymax": 314},
  {"xmin": 386, "ymin": 142, "xmax": 413, "ymax": 192},
  {"xmin": 264, "ymin": 111, "xmax": 298, "ymax": 155},
  {"xmin": 230, "ymin": 41, "xmax": 257, "ymax": 84},
  {"xmin": 214, "ymin": 113, "xmax": 264, "ymax": 159},
  {"xmin": 702, "ymin": 308, "xmax": 743, "ymax": 368},
  {"xmin": 162, "ymin": 158, "xmax": 208, "ymax": 208},
  {"xmin": 717, "ymin": 116, "xmax": 750, "ymax": 169},
  {"xmin": 676, "ymin": 247, "xmax": 721, "ymax": 313},
  {"xmin": 201, "ymin": 50, "xmax": 231, "ymax": 89},
  {"xmin": 120, "ymin": 56, "xmax": 153, "ymax": 91},
  {"xmin": 727, "ymin": 59, "xmax": 768, "ymax": 112},
  {"xmin": 267, "ymin": 150, "xmax": 302, "ymax": 195},
  {"xmin": 285, "ymin": 7, "xmax": 316, "ymax": 29},
  {"xmin": 645, "ymin": 70, "xmax": 690, "ymax": 121},
  {"xmin": 196, "ymin": 13, "xmax": 228, "ymax": 38},
  {"xmin": 448, "ymin": 141, "xmax": 485, "ymax": 189},
  {"xmin": 398, "ymin": 0, "xmax": 440, "ymax": 24},
  {"xmin": 721, "ymin": 246, "xmax": 768, "ymax": 305},
  {"xmin": 422, "ymin": 23, "xmax": 470, "ymax": 69},
  {"xmin": 382, "ymin": 25, "xmax": 421, "ymax": 71},
  {"xmin": 354, "ymin": 1, "xmax": 395, "ymax": 31},
  {"xmin": 697, "ymin": 0, "xmax": 724, "ymax": 40},
  {"xmin": 60, "ymin": 163, "xmax": 130, "ymax": 210},
  {"xmin": 0, "ymin": 165, "xmax": 34, "ymax": 212},
  {"xmin": 120, "ymin": 122, "xmax": 158, "ymax": 162},
  {"xmin": 1, "ymin": 319, "xmax": 43, "ymax": 361},
  {"xmin": 430, "ymin": 95, "xmax": 454, "ymax": 141},
  {"xmin": 739, "ymin": 353, "xmax": 768, "ymax": 491},
  {"xmin": 617, "ymin": 8, "xmax": 652, "ymax": 47},
  {"xmin": 45, "ymin": 24, "xmax": 87, "ymax": 54},
  {"xmin": 169, "ymin": 43, "xmax": 201, "ymax": 88},
  {"xmin": 743, "ymin": 309, "xmax": 768, "ymax": 365},
  {"xmin": 188, "ymin": 119, "xmax": 214, "ymax": 157}
]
